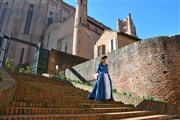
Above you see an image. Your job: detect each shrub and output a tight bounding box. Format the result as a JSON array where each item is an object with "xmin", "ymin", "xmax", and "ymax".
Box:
[
  {"xmin": 112, "ymin": 89, "xmax": 117, "ymax": 93},
  {"xmin": 4, "ymin": 58, "xmax": 14, "ymax": 71},
  {"xmin": 146, "ymin": 95, "xmax": 154, "ymax": 101},
  {"xmin": 122, "ymin": 92, "xmax": 127, "ymax": 96},
  {"xmin": 19, "ymin": 66, "xmax": 32, "ymax": 74},
  {"xmin": 127, "ymin": 93, "xmax": 132, "ymax": 97}
]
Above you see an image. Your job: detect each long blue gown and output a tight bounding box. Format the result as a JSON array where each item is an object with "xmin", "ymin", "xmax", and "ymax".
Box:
[{"xmin": 88, "ymin": 63, "xmax": 113, "ymax": 100}]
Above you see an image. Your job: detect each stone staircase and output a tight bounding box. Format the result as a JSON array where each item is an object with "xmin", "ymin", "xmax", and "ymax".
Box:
[{"xmin": 0, "ymin": 72, "xmax": 171, "ymax": 120}]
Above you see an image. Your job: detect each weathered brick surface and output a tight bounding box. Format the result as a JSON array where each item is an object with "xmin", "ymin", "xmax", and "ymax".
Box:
[
  {"xmin": 0, "ymin": 71, "xmax": 171, "ymax": 119},
  {"xmin": 48, "ymin": 49, "xmax": 88, "ymax": 74},
  {"xmin": 0, "ymin": 68, "xmax": 16, "ymax": 107},
  {"xmin": 65, "ymin": 35, "xmax": 180, "ymax": 104}
]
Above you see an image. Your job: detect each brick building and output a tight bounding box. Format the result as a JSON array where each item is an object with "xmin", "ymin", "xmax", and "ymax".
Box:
[{"xmin": 0, "ymin": 0, "xmax": 138, "ymax": 66}]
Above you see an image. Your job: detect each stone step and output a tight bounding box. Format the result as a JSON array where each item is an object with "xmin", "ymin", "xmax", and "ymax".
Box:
[
  {"xmin": 0, "ymin": 107, "xmax": 142, "ymax": 115},
  {"xmin": 11, "ymin": 101, "xmax": 133, "ymax": 108},
  {"xmin": 0, "ymin": 111, "xmax": 155, "ymax": 120},
  {"xmin": 120, "ymin": 115, "xmax": 170, "ymax": 120}
]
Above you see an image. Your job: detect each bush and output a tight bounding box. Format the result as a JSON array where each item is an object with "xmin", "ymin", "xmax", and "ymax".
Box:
[
  {"xmin": 146, "ymin": 95, "xmax": 154, "ymax": 101},
  {"xmin": 4, "ymin": 58, "xmax": 14, "ymax": 71},
  {"xmin": 19, "ymin": 66, "xmax": 32, "ymax": 74},
  {"xmin": 122, "ymin": 92, "xmax": 127, "ymax": 96},
  {"xmin": 112, "ymin": 89, "xmax": 117, "ymax": 93},
  {"xmin": 127, "ymin": 93, "xmax": 132, "ymax": 97}
]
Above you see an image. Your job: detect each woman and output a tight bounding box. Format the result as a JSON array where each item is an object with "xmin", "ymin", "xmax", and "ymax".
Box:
[{"xmin": 88, "ymin": 55, "xmax": 113, "ymax": 101}]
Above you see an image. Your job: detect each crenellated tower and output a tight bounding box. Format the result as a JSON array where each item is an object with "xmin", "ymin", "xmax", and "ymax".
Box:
[
  {"xmin": 73, "ymin": 0, "xmax": 87, "ymax": 56},
  {"xmin": 117, "ymin": 13, "xmax": 137, "ymax": 37}
]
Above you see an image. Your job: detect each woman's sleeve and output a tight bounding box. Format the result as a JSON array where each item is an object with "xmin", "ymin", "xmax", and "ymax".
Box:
[{"xmin": 95, "ymin": 64, "xmax": 100, "ymax": 73}]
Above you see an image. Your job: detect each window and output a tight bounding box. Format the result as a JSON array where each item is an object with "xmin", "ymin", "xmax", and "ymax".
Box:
[
  {"xmin": 20, "ymin": 48, "xmax": 25, "ymax": 63},
  {"xmin": 0, "ymin": 36, "xmax": 3, "ymax": 48},
  {"xmin": 97, "ymin": 45, "xmax": 105, "ymax": 57},
  {"xmin": 24, "ymin": 4, "xmax": 34, "ymax": 35},
  {"xmin": 0, "ymin": 2, "xmax": 8, "ymax": 32},
  {"xmin": 109, "ymin": 38, "xmax": 117, "ymax": 52},
  {"xmin": 65, "ymin": 43, "xmax": 68, "ymax": 53},
  {"xmin": 57, "ymin": 40, "xmax": 62, "ymax": 51},
  {"xmin": 80, "ymin": 17, "xmax": 82, "ymax": 23},
  {"xmin": 111, "ymin": 39, "xmax": 114, "ymax": 51},
  {"xmin": 45, "ymin": 32, "xmax": 50, "ymax": 47},
  {"xmin": 47, "ymin": 12, "xmax": 53, "ymax": 27}
]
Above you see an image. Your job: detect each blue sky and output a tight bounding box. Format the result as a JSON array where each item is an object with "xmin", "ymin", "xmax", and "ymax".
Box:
[{"xmin": 64, "ymin": 0, "xmax": 180, "ymax": 39}]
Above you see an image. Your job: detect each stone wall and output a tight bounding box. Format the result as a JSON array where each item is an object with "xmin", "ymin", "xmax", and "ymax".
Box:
[
  {"xmin": 48, "ymin": 49, "xmax": 88, "ymax": 75},
  {"xmin": 0, "ymin": 67, "xmax": 16, "ymax": 107},
  {"xmin": 65, "ymin": 35, "xmax": 180, "ymax": 104}
]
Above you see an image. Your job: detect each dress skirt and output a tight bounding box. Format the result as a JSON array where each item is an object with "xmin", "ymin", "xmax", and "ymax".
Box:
[{"xmin": 88, "ymin": 72, "xmax": 113, "ymax": 100}]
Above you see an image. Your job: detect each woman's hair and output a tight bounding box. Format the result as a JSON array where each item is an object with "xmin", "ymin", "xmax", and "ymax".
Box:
[{"xmin": 100, "ymin": 55, "xmax": 108, "ymax": 64}]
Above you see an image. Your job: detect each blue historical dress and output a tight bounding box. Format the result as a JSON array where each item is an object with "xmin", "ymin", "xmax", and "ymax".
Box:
[{"xmin": 88, "ymin": 63, "xmax": 113, "ymax": 100}]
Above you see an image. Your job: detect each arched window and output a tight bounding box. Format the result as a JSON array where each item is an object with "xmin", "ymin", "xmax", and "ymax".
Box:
[
  {"xmin": 24, "ymin": 4, "xmax": 34, "ymax": 35},
  {"xmin": 47, "ymin": 12, "xmax": 53, "ymax": 27},
  {"xmin": 0, "ymin": 2, "xmax": 9, "ymax": 32}
]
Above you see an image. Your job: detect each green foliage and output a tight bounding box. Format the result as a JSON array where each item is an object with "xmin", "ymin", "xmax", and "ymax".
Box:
[
  {"xmin": 19, "ymin": 66, "xmax": 32, "ymax": 73},
  {"xmin": 112, "ymin": 89, "xmax": 117, "ymax": 93},
  {"xmin": 4, "ymin": 58, "xmax": 14, "ymax": 71},
  {"xmin": 154, "ymin": 98, "xmax": 166, "ymax": 103},
  {"xmin": 146, "ymin": 95, "xmax": 154, "ymax": 101},
  {"xmin": 56, "ymin": 75, "xmax": 95, "ymax": 87},
  {"xmin": 140, "ymin": 95, "xmax": 146, "ymax": 99},
  {"xmin": 127, "ymin": 93, "xmax": 132, "ymax": 97},
  {"xmin": 140, "ymin": 95, "xmax": 154, "ymax": 101},
  {"xmin": 122, "ymin": 91, "xmax": 127, "ymax": 96}
]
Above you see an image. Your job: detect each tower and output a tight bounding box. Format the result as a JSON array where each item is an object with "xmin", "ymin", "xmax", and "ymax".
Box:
[
  {"xmin": 127, "ymin": 13, "xmax": 137, "ymax": 37},
  {"xmin": 117, "ymin": 13, "xmax": 137, "ymax": 37},
  {"xmin": 72, "ymin": 0, "xmax": 87, "ymax": 56}
]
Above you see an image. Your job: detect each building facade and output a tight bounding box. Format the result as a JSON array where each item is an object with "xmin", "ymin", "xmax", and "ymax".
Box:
[
  {"xmin": 0, "ymin": 0, "xmax": 138, "ymax": 66},
  {"xmin": 0, "ymin": 0, "xmax": 71, "ymax": 65},
  {"xmin": 94, "ymin": 30, "xmax": 140, "ymax": 58}
]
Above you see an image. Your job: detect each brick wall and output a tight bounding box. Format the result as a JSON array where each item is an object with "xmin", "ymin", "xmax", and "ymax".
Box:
[
  {"xmin": 48, "ymin": 49, "xmax": 88, "ymax": 74},
  {"xmin": 65, "ymin": 35, "xmax": 180, "ymax": 104},
  {"xmin": 0, "ymin": 68, "xmax": 16, "ymax": 107}
]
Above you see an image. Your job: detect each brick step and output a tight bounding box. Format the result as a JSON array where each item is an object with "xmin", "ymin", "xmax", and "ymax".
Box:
[
  {"xmin": 15, "ymin": 90, "xmax": 89, "ymax": 94},
  {"xmin": 13, "ymin": 97, "xmax": 123, "ymax": 104},
  {"xmin": 11, "ymin": 101, "xmax": 132, "ymax": 108},
  {"xmin": 0, "ymin": 107, "xmax": 142, "ymax": 115},
  {"xmin": 13, "ymin": 96, "xmax": 90, "ymax": 102},
  {"xmin": 0, "ymin": 111, "xmax": 155, "ymax": 120},
  {"xmin": 13, "ymin": 95, "xmax": 89, "ymax": 101},
  {"xmin": 15, "ymin": 92, "xmax": 89, "ymax": 96},
  {"xmin": 120, "ymin": 115, "xmax": 170, "ymax": 120},
  {"xmin": 15, "ymin": 89, "xmax": 89, "ymax": 94},
  {"xmin": 14, "ymin": 93, "xmax": 89, "ymax": 99}
]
